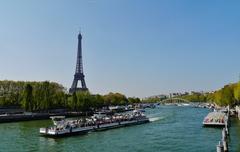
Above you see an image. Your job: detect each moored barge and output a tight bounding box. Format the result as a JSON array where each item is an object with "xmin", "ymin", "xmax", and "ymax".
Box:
[{"xmin": 202, "ymin": 112, "xmax": 227, "ymax": 127}]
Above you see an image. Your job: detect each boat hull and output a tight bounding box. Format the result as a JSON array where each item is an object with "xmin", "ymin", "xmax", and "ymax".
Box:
[
  {"xmin": 202, "ymin": 123, "xmax": 225, "ymax": 127},
  {"xmin": 40, "ymin": 129, "xmax": 89, "ymax": 137},
  {"xmin": 94, "ymin": 119, "xmax": 149, "ymax": 131}
]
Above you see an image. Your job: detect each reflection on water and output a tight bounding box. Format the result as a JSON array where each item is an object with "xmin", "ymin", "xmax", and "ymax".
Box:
[{"xmin": 0, "ymin": 106, "xmax": 239, "ymax": 152}]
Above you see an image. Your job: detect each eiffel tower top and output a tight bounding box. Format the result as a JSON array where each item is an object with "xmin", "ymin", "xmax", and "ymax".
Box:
[{"xmin": 78, "ymin": 32, "xmax": 82, "ymax": 39}]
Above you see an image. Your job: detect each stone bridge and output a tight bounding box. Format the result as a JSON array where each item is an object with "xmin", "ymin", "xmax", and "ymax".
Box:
[{"xmin": 160, "ymin": 98, "xmax": 190, "ymax": 104}]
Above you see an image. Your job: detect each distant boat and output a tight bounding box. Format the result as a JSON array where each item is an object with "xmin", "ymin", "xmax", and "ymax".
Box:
[
  {"xmin": 182, "ymin": 103, "xmax": 190, "ymax": 106},
  {"xmin": 176, "ymin": 103, "xmax": 190, "ymax": 107}
]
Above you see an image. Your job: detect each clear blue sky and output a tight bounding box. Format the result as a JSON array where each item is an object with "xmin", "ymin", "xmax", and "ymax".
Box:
[{"xmin": 0, "ymin": 0, "xmax": 240, "ymax": 97}]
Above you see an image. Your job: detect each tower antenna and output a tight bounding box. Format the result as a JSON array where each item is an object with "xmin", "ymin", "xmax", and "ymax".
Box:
[{"xmin": 79, "ymin": 27, "xmax": 82, "ymax": 34}]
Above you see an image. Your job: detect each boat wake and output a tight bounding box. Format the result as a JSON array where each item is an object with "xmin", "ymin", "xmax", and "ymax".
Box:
[{"xmin": 149, "ymin": 116, "xmax": 164, "ymax": 122}]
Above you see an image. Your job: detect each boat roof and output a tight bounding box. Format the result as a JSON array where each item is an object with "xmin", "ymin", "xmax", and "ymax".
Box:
[{"xmin": 205, "ymin": 112, "xmax": 226, "ymax": 119}]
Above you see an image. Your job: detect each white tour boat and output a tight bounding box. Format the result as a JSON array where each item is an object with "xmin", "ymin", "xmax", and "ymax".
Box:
[{"xmin": 40, "ymin": 110, "xmax": 149, "ymax": 137}]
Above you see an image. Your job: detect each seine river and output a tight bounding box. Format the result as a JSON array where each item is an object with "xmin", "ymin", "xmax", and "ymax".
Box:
[{"xmin": 0, "ymin": 106, "xmax": 240, "ymax": 152}]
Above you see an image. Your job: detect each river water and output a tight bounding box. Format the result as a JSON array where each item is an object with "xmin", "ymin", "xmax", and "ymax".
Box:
[{"xmin": 0, "ymin": 106, "xmax": 239, "ymax": 152}]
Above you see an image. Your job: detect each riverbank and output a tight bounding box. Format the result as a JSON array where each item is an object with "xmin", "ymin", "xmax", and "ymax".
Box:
[
  {"xmin": 0, "ymin": 111, "xmax": 93, "ymax": 123},
  {"xmin": 0, "ymin": 104, "xmax": 147, "ymax": 123}
]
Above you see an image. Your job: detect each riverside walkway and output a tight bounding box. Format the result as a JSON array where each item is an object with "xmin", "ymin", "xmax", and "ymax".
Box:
[
  {"xmin": 215, "ymin": 106, "xmax": 230, "ymax": 152},
  {"xmin": 0, "ymin": 112, "xmax": 91, "ymax": 123}
]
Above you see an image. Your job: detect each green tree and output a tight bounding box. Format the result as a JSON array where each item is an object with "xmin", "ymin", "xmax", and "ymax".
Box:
[
  {"xmin": 220, "ymin": 85, "xmax": 235, "ymax": 106},
  {"xmin": 234, "ymin": 82, "xmax": 240, "ymax": 104},
  {"xmin": 76, "ymin": 91, "xmax": 92, "ymax": 111},
  {"xmin": 71, "ymin": 92, "xmax": 77, "ymax": 110},
  {"xmin": 128, "ymin": 97, "xmax": 141, "ymax": 104},
  {"xmin": 92, "ymin": 94, "xmax": 104, "ymax": 108},
  {"xmin": 22, "ymin": 84, "xmax": 33, "ymax": 111}
]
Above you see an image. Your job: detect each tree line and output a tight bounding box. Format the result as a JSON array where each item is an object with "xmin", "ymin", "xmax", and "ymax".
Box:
[
  {"xmin": 178, "ymin": 82, "xmax": 240, "ymax": 106},
  {"xmin": 141, "ymin": 82, "xmax": 240, "ymax": 106},
  {"xmin": 2, "ymin": 80, "xmax": 238, "ymax": 110},
  {"xmin": 0, "ymin": 80, "xmax": 141, "ymax": 112}
]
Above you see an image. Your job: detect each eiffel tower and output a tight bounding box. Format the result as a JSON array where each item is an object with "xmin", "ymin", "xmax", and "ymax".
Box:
[{"xmin": 69, "ymin": 32, "xmax": 88, "ymax": 93}]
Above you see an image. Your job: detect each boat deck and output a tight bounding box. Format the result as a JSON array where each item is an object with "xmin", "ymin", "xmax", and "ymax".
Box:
[
  {"xmin": 40, "ymin": 118, "xmax": 149, "ymax": 137},
  {"xmin": 203, "ymin": 112, "xmax": 227, "ymax": 127},
  {"xmin": 40, "ymin": 110, "xmax": 150, "ymax": 137}
]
